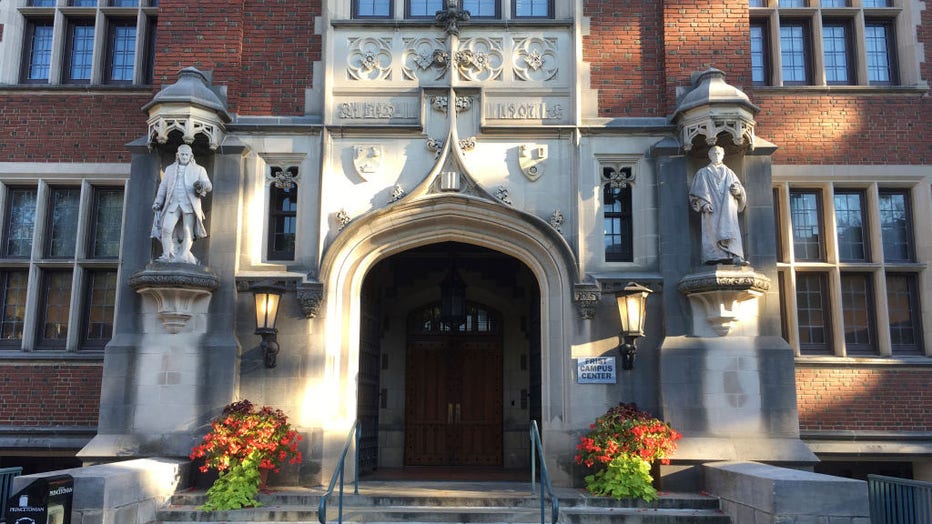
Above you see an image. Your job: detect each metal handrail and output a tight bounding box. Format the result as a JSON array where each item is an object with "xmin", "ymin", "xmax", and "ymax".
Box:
[
  {"xmin": 529, "ymin": 421, "xmax": 559, "ymax": 524},
  {"xmin": 868, "ymin": 474, "xmax": 932, "ymax": 524},
  {"xmin": 1, "ymin": 466, "xmax": 23, "ymax": 519},
  {"xmin": 317, "ymin": 421, "xmax": 360, "ymax": 524}
]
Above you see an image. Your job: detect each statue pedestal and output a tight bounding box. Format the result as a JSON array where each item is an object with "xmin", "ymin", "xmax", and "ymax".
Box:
[
  {"xmin": 83, "ymin": 263, "xmax": 222, "ymax": 457},
  {"xmin": 129, "ymin": 263, "xmax": 219, "ymax": 334},
  {"xmin": 678, "ymin": 266, "xmax": 770, "ymax": 337},
  {"xmin": 659, "ymin": 265, "xmax": 815, "ymax": 490}
]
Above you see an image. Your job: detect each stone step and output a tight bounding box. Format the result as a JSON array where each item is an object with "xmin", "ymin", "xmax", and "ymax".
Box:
[{"xmin": 155, "ymin": 482, "xmax": 729, "ymax": 524}]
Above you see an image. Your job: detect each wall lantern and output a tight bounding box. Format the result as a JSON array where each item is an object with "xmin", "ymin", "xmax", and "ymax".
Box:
[
  {"xmin": 615, "ymin": 282, "xmax": 653, "ymax": 370},
  {"xmin": 253, "ymin": 281, "xmax": 286, "ymax": 368},
  {"xmin": 440, "ymin": 264, "xmax": 467, "ymax": 329}
]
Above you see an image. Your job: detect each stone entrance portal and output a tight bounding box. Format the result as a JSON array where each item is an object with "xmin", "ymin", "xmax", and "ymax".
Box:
[{"xmin": 358, "ymin": 243, "xmax": 541, "ymax": 474}]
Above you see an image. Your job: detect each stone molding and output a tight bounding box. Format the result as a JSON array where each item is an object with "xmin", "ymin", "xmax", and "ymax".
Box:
[
  {"xmin": 679, "ymin": 267, "xmax": 770, "ymax": 336},
  {"xmin": 129, "ymin": 263, "xmax": 219, "ymax": 334}
]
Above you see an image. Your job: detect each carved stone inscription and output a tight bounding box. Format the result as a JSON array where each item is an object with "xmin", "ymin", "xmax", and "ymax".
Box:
[
  {"xmin": 336, "ymin": 98, "xmax": 419, "ymax": 123},
  {"xmin": 486, "ymin": 100, "xmax": 566, "ymax": 122}
]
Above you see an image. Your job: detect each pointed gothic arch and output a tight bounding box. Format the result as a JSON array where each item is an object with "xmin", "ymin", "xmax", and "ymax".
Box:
[{"xmin": 315, "ymin": 192, "xmax": 580, "ymax": 475}]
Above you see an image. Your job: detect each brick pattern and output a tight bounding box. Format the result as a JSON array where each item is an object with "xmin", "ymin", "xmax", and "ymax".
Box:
[
  {"xmin": 582, "ymin": 0, "xmax": 665, "ymax": 116},
  {"xmin": 796, "ymin": 367, "xmax": 932, "ymax": 432},
  {"xmin": 154, "ymin": 0, "xmax": 321, "ymax": 116},
  {"xmin": 0, "ymin": 363, "xmax": 102, "ymax": 427},
  {"xmin": 0, "ymin": 93, "xmax": 150, "ymax": 163}
]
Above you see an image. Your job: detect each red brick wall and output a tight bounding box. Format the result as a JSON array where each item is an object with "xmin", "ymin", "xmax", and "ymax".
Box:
[
  {"xmin": 796, "ymin": 367, "xmax": 932, "ymax": 432},
  {"xmin": 154, "ymin": 0, "xmax": 321, "ymax": 116},
  {"xmin": 583, "ymin": 0, "xmax": 665, "ymax": 116},
  {"xmin": 661, "ymin": 0, "xmax": 751, "ymax": 113},
  {"xmin": 0, "ymin": 93, "xmax": 150, "ymax": 163},
  {"xmin": 0, "ymin": 363, "xmax": 102, "ymax": 427}
]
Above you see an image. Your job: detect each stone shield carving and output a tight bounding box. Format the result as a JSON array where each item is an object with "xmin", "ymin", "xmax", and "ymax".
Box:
[
  {"xmin": 353, "ymin": 144, "xmax": 383, "ymax": 179},
  {"xmin": 519, "ymin": 144, "xmax": 548, "ymax": 182}
]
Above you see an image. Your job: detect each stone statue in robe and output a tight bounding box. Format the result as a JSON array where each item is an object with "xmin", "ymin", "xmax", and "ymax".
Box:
[{"xmin": 689, "ymin": 146, "xmax": 747, "ymax": 265}]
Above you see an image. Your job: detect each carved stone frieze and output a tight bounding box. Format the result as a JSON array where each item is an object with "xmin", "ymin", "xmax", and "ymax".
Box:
[
  {"xmin": 573, "ymin": 282, "xmax": 602, "ymax": 320},
  {"xmin": 513, "ymin": 37, "xmax": 558, "ymax": 82},
  {"xmin": 403, "ymin": 37, "xmax": 449, "ymax": 81},
  {"xmin": 296, "ymin": 281, "xmax": 324, "ymax": 319},
  {"xmin": 347, "ymin": 37, "xmax": 392, "ymax": 81},
  {"xmin": 455, "ymin": 38, "xmax": 504, "ymax": 81},
  {"xmin": 680, "ymin": 117, "xmax": 756, "ymax": 152},
  {"xmin": 148, "ymin": 115, "xmax": 223, "ymax": 151},
  {"xmin": 601, "ymin": 164, "xmax": 637, "ymax": 189}
]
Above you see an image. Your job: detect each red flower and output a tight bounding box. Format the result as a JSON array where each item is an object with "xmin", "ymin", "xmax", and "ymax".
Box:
[{"xmin": 575, "ymin": 402, "xmax": 682, "ymax": 473}]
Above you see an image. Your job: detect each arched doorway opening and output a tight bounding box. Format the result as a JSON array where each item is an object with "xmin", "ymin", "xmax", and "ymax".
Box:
[{"xmin": 358, "ymin": 242, "xmax": 541, "ymax": 477}]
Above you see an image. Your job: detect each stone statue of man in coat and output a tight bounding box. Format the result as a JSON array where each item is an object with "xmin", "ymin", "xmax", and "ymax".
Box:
[
  {"xmin": 151, "ymin": 144, "xmax": 212, "ymax": 264},
  {"xmin": 689, "ymin": 146, "xmax": 747, "ymax": 265}
]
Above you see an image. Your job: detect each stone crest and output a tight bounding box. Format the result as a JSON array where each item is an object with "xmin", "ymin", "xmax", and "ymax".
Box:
[
  {"xmin": 353, "ymin": 144, "xmax": 383, "ymax": 179},
  {"xmin": 518, "ymin": 144, "xmax": 548, "ymax": 182}
]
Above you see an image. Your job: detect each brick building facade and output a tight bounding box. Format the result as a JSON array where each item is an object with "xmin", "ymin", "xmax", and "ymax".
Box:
[{"xmin": 0, "ymin": 0, "xmax": 928, "ymax": 486}]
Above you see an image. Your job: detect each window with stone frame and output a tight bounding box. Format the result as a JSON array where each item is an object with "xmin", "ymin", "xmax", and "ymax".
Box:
[
  {"xmin": 749, "ymin": 1, "xmax": 901, "ymax": 87},
  {"xmin": 267, "ymin": 167, "xmax": 299, "ymax": 261},
  {"xmin": 0, "ymin": 183, "xmax": 124, "ymax": 351},
  {"xmin": 775, "ymin": 182, "xmax": 925, "ymax": 357},
  {"xmin": 352, "ymin": 0, "xmax": 551, "ymax": 19},
  {"xmin": 601, "ymin": 163, "xmax": 635, "ymax": 263},
  {"xmin": 18, "ymin": 1, "xmax": 157, "ymax": 85}
]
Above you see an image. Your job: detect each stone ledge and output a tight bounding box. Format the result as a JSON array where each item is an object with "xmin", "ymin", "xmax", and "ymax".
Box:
[
  {"xmin": 11, "ymin": 458, "xmax": 188, "ymax": 524},
  {"xmin": 703, "ymin": 461, "xmax": 869, "ymax": 523}
]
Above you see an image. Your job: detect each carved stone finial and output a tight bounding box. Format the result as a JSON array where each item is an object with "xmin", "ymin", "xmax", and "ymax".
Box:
[
  {"xmin": 458, "ymin": 137, "xmax": 476, "ymax": 152},
  {"xmin": 426, "ymin": 137, "xmax": 444, "ymax": 159},
  {"xmin": 296, "ymin": 281, "xmax": 324, "ymax": 319},
  {"xmin": 573, "ymin": 282, "xmax": 602, "ymax": 320},
  {"xmin": 435, "ymin": 0, "xmax": 471, "ymax": 35},
  {"xmin": 390, "ymin": 184, "xmax": 406, "ymax": 203}
]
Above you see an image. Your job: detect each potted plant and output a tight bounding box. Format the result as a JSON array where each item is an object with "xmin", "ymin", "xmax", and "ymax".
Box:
[
  {"xmin": 190, "ymin": 399, "xmax": 302, "ymax": 510},
  {"xmin": 574, "ymin": 402, "xmax": 681, "ymax": 501}
]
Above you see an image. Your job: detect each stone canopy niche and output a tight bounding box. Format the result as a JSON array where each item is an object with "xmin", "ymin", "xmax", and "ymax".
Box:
[{"xmin": 658, "ymin": 68, "xmax": 816, "ymax": 490}]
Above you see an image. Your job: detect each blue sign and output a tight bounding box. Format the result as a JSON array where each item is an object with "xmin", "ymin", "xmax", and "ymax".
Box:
[{"xmin": 577, "ymin": 357, "xmax": 616, "ymax": 384}]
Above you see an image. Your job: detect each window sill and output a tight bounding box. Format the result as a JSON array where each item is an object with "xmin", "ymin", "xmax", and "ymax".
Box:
[
  {"xmin": 751, "ymin": 84, "xmax": 929, "ymax": 95},
  {"xmin": 795, "ymin": 355, "xmax": 932, "ymax": 366},
  {"xmin": 0, "ymin": 350, "xmax": 104, "ymax": 361},
  {"xmin": 0, "ymin": 84, "xmax": 154, "ymax": 94},
  {"xmin": 331, "ymin": 18, "xmax": 573, "ymax": 29}
]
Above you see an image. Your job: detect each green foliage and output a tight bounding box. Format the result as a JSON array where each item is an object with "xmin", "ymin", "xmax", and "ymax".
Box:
[
  {"xmin": 583, "ymin": 455, "xmax": 658, "ymax": 502},
  {"xmin": 575, "ymin": 402, "xmax": 682, "ymax": 502},
  {"xmin": 199, "ymin": 453, "xmax": 264, "ymax": 511}
]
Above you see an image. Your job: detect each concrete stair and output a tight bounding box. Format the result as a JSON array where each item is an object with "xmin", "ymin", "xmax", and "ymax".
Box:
[{"xmin": 154, "ymin": 481, "xmax": 730, "ymax": 523}]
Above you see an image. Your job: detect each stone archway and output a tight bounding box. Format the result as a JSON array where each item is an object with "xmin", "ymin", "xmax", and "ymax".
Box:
[{"xmin": 316, "ymin": 193, "xmax": 579, "ymax": 481}]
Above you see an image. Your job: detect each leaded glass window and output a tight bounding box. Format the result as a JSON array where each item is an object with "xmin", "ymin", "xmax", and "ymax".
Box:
[
  {"xmin": 84, "ymin": 270, "xmax": 117, "ymax": 345},
  {"xmin": 38, "ymin": 270, "xmax": 72, "ymax": 347},
  {"xmin": 0, "ymin": 271, "xmax": 29, "ymax": 345},
  {"xmin": 879, "ymin": 190, "xmax": 912, "ymax": 262},
  {"xmin": 790, "ymin": 191, "xmax": 823, "ymax": 261},
  {"xmin": 91, "ymin": 189, "xmax": 124, "ymax": 258},
  {"xmin": 47, "ymin": 188, "xmax": 81, "ymax": 258},
  {"xmin": 834, "ymin": 191, "xmax": 867, "ymax": 261},
  {"xmin": 5, "ymin": 189, "xmax": 37, "ymax": 258}
]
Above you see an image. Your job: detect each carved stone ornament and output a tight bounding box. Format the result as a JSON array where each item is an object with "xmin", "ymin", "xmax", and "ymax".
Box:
[
  {"xmin": 259, "ymin": 153, "xmax": 306, "ymax": 191},
  {"xmin": 296, "ymin": 281, "xmax": 324, "ymax": 319},
  {"xmin": 455, "ymin": 38, "xmax": 504, "ymax": 81},
  {"xmin": 353, "ymin": 144, "xmax": 383, "ymax": 179},
  {"xmin": 129, "ymin": 263, "xmax": 220, "ymax": 334},
  {"xmin": 573, "ymin": 282, "xmax": 602, "ymax": 320},
  {"xmin": 549, "ymin": 209, "xmax": 565, "ymax": 233},
  {"xmin": 513, "ymin": 37, "xmax": 559, "ymax": 82},
  {"xmin": 347, "ymin": 37, "xmax": 392, "ymax": 81},
  {"xmin": 336, "ymin": 209, "xmax": 351, "ymax": 230},
  {"xmin": 402, "ymin": 38, "xmax": 449, "ymax": 81},
  {"xmin": 678, "ymin": 267, "xmax": 771, "ymax": 337},
  {"xmin": 427, "ymin": 137, "xmax": 444, "ymax": 159},
  {"xmin": 495, "ymin": 185, "xmax": 512, "ymax": 205},
  {"xmin": 390, "ymin": 184, "xmax": 406, "ymax": 202},
  {"xmin": 602, "ymin": 165, "xmax": 636, "ymax": 189},
  {"xmin": 432, "ymin": 96, "xmax": 450, "ymax": 114},
  {"xmin": 518, "ymin": 144, "xmax": 548, "ymax": 182},
  {"xmin": 458, "ymin": 137, "xmax": 476, "ymax": 152},
  {"xmin": 435, "ymin": 0, "xmax": 470, "ymax": 35}
]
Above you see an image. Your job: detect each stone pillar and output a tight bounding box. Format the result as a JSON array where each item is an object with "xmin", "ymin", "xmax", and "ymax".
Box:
[
  {"xmin": 656, "ymin": 141, "xmax": 816, "ymax": 491},
  {"xmin": 80, "ymin": 140, "xmax": 245, "ymax": 460}
]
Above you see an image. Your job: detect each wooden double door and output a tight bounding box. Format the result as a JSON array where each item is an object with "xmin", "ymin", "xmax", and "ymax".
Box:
[{"xmin": 404, "ymin": 336, "xmax": 503, "ymax": 466}]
